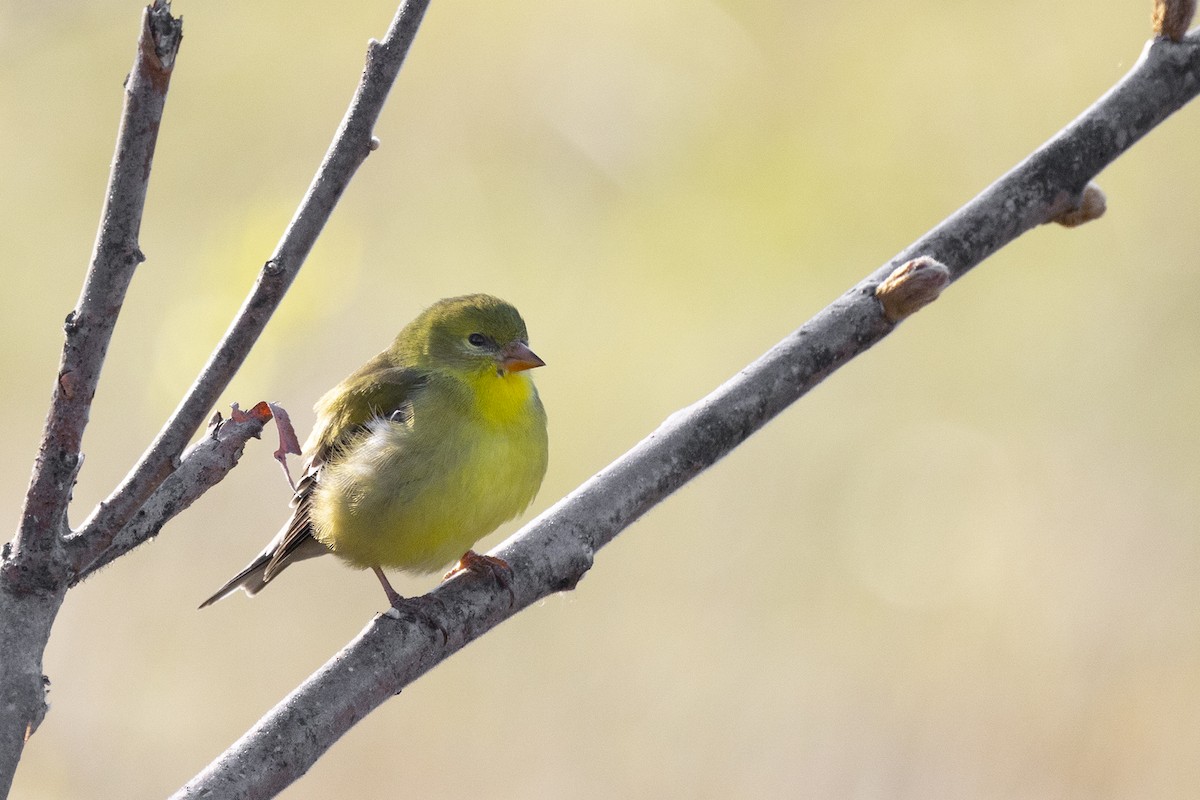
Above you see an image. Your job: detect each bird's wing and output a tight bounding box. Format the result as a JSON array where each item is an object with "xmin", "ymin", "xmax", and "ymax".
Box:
[
  {"xmin": 262, "ymin": 365, "xmax": 429, "ymax": 580},
  {"xmin": 306, "ymin": 362, "xmax": 428, "ymax": 461}
]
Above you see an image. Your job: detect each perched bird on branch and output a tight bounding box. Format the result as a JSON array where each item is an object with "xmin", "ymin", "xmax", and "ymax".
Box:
[{"xmin": 200, "ymin": 294, "xmax": 548, "ymax": 609}]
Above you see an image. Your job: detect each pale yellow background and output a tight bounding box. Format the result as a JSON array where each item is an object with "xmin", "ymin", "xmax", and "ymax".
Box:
[{"xmin": 3, "ymin": 1, "xmax": 1199, "ymax": 798}]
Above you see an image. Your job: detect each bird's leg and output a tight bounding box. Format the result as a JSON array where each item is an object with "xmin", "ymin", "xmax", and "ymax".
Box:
[
  {"xmin": 372, "ymin": 565, "xmax": 404, "ymax": 606},
  {"xmin": 444, "ymin": 550, "xmax": 515, "ymax": 606}
]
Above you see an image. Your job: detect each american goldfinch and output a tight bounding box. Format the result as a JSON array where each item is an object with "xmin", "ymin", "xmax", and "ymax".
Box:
[{"xmin": 200, "ymin": 294, "xmax": 548, "ymax": 608}]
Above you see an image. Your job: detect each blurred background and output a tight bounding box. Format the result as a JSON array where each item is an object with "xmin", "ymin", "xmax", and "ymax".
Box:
[{"xmin": 3, "ymin": 0, "xmax": 1199, "ymax": 797}]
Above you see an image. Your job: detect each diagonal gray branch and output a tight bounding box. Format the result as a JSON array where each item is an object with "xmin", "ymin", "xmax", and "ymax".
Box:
[
  {"xmin": 172, "ymin": 31, "xmax": 1200, "ymax": 800},
  {"xmin": 66, "ymin": 0, "xmax": 432, "ymax": 577}
]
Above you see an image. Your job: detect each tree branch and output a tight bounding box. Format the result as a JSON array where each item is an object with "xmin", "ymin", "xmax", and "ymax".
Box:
[
  {"xmin": 172, "ymin": 30, "xmax": 1200, "ymax": 800},
  {"xmin": 10, "ymin": 0, "xmax": 182, "ymax": 593},
  {"xmin": 67, "ymin": 0, "xmax": 432, "ymax": 577},
  {"xmin": 68, "ymin": 405, "xmax": 273, "ymax": 587},
  {"xmin": 4, "ymin": 0, "xmax": 440, "ymax": 792},
  {"xmin": 1, "ymin": 5, "xmax": 182, "ymax": 795}
]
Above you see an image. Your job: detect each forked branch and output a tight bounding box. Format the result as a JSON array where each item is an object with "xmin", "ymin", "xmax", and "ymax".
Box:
[
  {"xmin": 11, "ymin": 0, "xmax": 182, "ymax": 591},
  {"xmin": 67, "ymin": 0, "xmax": 432, "ymax": 576}
]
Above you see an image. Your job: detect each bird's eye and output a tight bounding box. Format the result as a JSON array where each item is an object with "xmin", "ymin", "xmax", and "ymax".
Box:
[{"xmin": 468, "ymin": 333, "xmax": 487, "ymax": 347}]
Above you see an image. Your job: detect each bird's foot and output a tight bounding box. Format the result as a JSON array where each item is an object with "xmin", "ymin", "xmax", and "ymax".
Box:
[
  {"xmin": 373, "ymin": 566, "xmax": 448, "ymax": 643},
  {"xmin": 382, "ymin": 596, "xmax": 449, "ymax": 645},
  {"xmin": 444, "ymin": 551, "xmax": 515, "ymax": 606}
]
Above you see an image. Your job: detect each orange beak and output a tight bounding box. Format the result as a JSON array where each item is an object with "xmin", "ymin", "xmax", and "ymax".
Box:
[{"xmin": 501, "ymin": 341, "xmax": 545, "ymax": 372}]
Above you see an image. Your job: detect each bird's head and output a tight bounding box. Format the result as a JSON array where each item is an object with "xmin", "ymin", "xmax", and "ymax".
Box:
[{"xmin": 399, "ymin": 294, "xmax": 545, "ymax": 378}]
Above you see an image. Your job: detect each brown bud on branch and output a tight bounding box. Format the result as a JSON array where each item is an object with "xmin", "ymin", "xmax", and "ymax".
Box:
[
  {"xmin": 875, "ymin": 256, "xmax": 952, "ymax": 323},
  {"xmin": 1153, "ymin": 0, "xmax": 1196, "ymax": 41},
  {"xmin": 1053, "ymin": 183, "xmax": 1107, "ymax": 228}
]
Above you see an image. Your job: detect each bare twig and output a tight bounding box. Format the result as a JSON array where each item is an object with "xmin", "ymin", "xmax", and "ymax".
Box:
[
  {"xmin": 172, "ymin": 31, "xmax": 1200, "ymax": 800},
  {"xmin": 10, "ymin": 1, "xmax": 182, "ymax": 592},
  {"xmin": 67, "ymin": 0, "xmax": 432, "ymax": 576},
  {"xmin": 69, "ymin": 404, "xmax": 273, "ymax": 586}
]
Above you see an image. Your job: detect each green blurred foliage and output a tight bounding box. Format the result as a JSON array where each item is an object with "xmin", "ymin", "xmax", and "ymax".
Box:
[{"xmin": 3, "ymin": 0, "xmax": 1199, "ymax": 797}]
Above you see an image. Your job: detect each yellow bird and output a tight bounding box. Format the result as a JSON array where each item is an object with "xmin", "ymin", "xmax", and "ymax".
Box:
[{"xmin": 200, "ymin": 294, "xmax": 548, "ymax": 608}]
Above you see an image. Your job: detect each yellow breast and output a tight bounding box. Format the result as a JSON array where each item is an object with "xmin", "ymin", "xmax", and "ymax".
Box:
[
  {"xmin": 469, "ymin": 368, "xmax": 537, "ymax": 427},
  {"xmin": 310, "ymin": 369, "xmax": 548, "ymax": 573}
]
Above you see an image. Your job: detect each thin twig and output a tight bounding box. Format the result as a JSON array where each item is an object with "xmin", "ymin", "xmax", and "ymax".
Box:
[
  {"xmin": 69, "ymin": 404, "xmax": 274, "ymax": 586},
  {"xmin": 9, "ymin": 1, "xmax": 182, "ymax": 593},
  {"xmin": 67, "ymin": 0, "xmax": 432, "ymax": 576},
  {"xmin": 172, "ymin": 31, "xmax": 1200, "ymax": 800}
]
